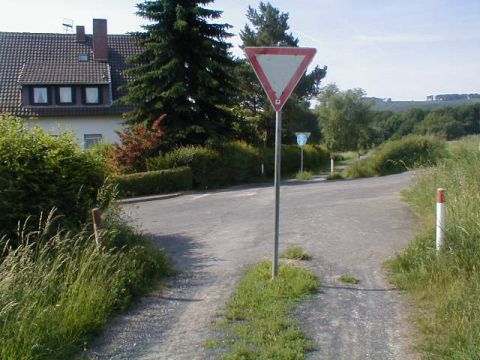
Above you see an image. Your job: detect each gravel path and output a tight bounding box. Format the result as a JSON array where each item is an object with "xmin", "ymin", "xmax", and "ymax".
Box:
[{"xmin": 89, "ymin": 173, "xmax": 418, "ymax": 359}]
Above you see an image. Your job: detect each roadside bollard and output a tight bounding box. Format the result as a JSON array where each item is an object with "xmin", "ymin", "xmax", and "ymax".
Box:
[
  {"xmin": 330, "ymin": 158, "xmax": 335, "ymax": 174},
  {"xmin": 92, "ymin": 208, "xmax": 103, "ymax": 246},
  {"xmin": 436, "ymin": 188, "xmax": 446, "ymax": 254}
]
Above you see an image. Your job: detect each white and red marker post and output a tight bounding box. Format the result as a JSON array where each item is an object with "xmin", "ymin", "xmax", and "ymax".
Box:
[
  {"xmin": 245, "ymin": 47, "xmax": 316, "ymax": 278},
  {"xmin": 436, "ymin": 188, "xmax": 446, "ymax": 254}
]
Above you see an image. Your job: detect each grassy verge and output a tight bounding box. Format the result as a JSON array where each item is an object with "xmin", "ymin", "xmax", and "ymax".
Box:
[
  {"xmin": 207, "ymin": 261, "xmax": 319, "ymax": 359},
  {"xmin": 385, "ymin": 135, "xmax": 480, "ymax": 358},
  {"xmin": 0, "ymin": 209, "xmax": 170, "ymax": 360},
  {"xmin": 344, "ymin": 135, "xmax": 447, "ymax": 178}
]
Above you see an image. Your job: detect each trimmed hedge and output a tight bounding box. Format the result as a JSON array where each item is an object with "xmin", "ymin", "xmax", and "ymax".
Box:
[
  {"xmin": 147, "ymin": 142, "xmax": 329, "ymax": 189},
  {"xmin": 262, "ymin": 145, "xmax": 330, "ymax": 176},
  {"xmin": 114, "ymin": 167, "xmax": 192, "ymax": 197},
  {"xmin": 344, "ymin": 135, "xmax": 447, "ymax": 178},
  {"xmin": 147, "ymin": 146, "xmax": 223, "ymax": 188}
]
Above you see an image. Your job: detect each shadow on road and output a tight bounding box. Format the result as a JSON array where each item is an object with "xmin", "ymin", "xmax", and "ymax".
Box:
[{"xmin": 146, "ymin": 232, "xmax": 216, "ymax": 273}]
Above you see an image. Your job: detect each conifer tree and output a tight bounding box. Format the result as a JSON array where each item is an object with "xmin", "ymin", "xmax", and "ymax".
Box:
[{"xmin": 121, "ymin": 0, "xmax": 236, "ymax": 150}]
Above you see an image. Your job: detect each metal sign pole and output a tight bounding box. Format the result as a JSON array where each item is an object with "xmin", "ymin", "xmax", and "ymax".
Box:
[
  {"xmin": 301, "ymin": 146, "xmax": 304, "ymax": 174},
  {"xmin": 272, "ymin": 110, "xmax": 282, "ymax": 279}
]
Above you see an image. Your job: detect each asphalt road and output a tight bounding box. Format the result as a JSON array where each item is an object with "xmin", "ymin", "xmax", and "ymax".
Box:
[{"xmin": 90, "ymin": 173, "xmax": 418, "ymax": 360}]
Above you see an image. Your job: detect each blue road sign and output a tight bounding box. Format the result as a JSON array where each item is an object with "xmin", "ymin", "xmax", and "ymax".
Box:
[{"xmin": 296, "ymin": 133, "xmax": 308, "ymax": 146}]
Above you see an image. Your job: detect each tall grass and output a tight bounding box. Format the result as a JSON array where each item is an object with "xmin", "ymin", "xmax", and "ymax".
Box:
[
  {"xmin": 0, "ymin": 210, "xmax": 170, "ymax": 360},
  {"xmin": 344, "ymin": 135, "xmax": 447, "ymax": 178},
  {"xmin": 386, "ymin": 135, "xmax": 480, "ymax": 358}
]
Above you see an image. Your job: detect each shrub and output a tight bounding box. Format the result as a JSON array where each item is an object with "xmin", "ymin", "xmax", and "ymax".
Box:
[
  {"xmin": 110, "ymin": 115, "xmax": 165, "ymax": 173},
  {"xmin": 0, "ymin": 115, "xmax": 104, "ymax": 239},
  {"xmin": 87, "ymin": 141, "xmax": 117, "ymax": 175},
  {"xmin": 213, "ymin": 141, "xmax": 262, "ymax": 184},
  {"xmin": 114, "ymin": 167, "xmax": 192, "ymax": 197},
  {"xmin": 344, "ymin": 135, "xmax": 446, "ymax": 178},
  {"xmin": 147, "ymin": 142, "xmax": 264, "ymax": 189},
  {"xmin": 146, "ymin": 142, "xmax": 329, "ymax": 190},
  {"xmin": 261, "ymin": 145, "xmax": 329, "ymax": 176},
  {"xmin": 147, "ymin": 146, "xmax": 221, "ymax": 189}
]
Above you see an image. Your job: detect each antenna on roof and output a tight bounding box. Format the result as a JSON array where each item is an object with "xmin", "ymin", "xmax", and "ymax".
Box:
[{"xmin": 62, "ymin": 18, "xmax": 74, "ymax": 33}]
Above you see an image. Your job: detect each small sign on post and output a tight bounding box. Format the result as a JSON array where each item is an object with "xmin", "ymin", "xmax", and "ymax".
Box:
[
  {"xmin": 295, "ymin": 132, "xmax": 310, "ymax": 174},
  {"xmin": 245, "ymin": 47, "xmax": 316, "ymax": 279}
]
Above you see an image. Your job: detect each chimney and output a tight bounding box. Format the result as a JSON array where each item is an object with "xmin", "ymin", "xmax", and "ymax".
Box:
[
  {"xmin": 93, "ymin": 19, "xmax": 108, "ymax": 61},
  {"xmin": 76, "ymin": 26, "xmax": 85, "ymax": 43}
]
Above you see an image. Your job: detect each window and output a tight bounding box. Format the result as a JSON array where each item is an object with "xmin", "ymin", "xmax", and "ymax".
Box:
[
  {"xmin": 58, "ymin": 87, "xmax": 74, "ymax": 104},
  {"xmin": 84, "ymin": 134, "xmax": 102, "ymax": 150},
  {"xmin": 84, "ymin": 86, "xmax": 100, "ymax": 104},
  {"xmin": 32, "ymin": 87, "xmax": 49, "ymax": 104}
]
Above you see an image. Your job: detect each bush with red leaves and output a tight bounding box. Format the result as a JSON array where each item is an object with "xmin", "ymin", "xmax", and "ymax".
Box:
[{"xmin": 111, "ymin": 115, "xmax": 165, "ymax": 173}]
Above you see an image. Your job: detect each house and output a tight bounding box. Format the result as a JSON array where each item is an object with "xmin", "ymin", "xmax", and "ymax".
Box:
[{"xmin": 0, "ymin": 19, "xmax": 138, "ymax": 149}]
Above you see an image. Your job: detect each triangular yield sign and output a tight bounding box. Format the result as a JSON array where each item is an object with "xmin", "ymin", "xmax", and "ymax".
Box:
[{"xmin": 244, "ymin": 47, "xmax": 316, "ymax": 112}]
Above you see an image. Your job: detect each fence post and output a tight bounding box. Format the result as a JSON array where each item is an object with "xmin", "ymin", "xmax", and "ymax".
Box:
[
  {"xmin": 436, "ymin": 188, "xmax": 446, "ymax": 254},
  {"xmin": 92, "ymin": 208, "xmax": 102, "ymax": 246}
]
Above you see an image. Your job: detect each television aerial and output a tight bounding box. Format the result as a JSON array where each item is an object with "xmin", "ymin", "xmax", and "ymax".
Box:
[{"xmin": 62, "ymin": 18, "xmax": 74, "ymax": 33}]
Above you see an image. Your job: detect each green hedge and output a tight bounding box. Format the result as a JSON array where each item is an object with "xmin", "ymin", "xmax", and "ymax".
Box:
[
  {"xmin": 0, "ymin": 115, "xmax": 104, "ymax": 238},
  {"xmin": 114, "ymin": 167, "xmax": 192, "ymax": 197},
  {"xmin": 147, "ymin": 142, "xmax": 329, "ymax": 189},
  {"xmin": 262, "ymin": 145, "xmax": 330, "ymax": 176},
  {"xmin": 344, "ymin": 135, "xmax": 447, "ymax": 178}
]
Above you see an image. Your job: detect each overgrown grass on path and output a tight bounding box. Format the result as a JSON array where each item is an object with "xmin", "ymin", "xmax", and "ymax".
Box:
[
  {"xmin": 207, "ymin": 261, "xmax": 319, "ymax": 359},
  {"xmin": 385, "ymin": 135, "xmax": 480, "ymax": 358}
]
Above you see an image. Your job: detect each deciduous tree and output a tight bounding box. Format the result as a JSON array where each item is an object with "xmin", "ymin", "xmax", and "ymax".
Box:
[
  {"xmin": 237, "ymin": 2, "xmax": 327, "ymax": 146},
  {"xmin": 316, "ymin": 85, "xmax": 373, "ymax": 154}
]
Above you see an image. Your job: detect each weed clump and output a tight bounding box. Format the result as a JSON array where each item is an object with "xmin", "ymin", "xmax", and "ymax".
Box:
[{"xmin": 281, "ymin": 246, "xmax": 313, "ymax": 260}]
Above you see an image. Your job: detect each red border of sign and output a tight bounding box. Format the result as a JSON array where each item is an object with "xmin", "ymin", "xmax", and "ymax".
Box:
[{"xmin": 244, "ymin": 47, "xmax": 316, "ymax": 112}]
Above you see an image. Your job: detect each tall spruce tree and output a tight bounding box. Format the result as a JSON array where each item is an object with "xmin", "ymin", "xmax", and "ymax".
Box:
[
  {"xmin": 120, "ymin": 0, "xmax": 236, "ymax": 150},
  {"xmin": 237, "ymin": 2, "xmax": 327, "ymax": 146}
]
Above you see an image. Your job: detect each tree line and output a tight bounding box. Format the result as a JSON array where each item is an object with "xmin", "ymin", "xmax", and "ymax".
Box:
[
  {"xmin": 317, "ymin": 84, "xmax": 480, "ymax": 154},
  {"xmin": 119, "ymin": 0, "xmax": 480, "ymax": 158},
  {"xmin": 120, "ymin": 0, "xmax": 326, "ymax": 152}
]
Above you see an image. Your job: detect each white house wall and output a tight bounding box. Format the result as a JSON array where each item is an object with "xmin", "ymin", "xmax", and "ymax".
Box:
[{"xmin": 26, "ymin": 116, "xmax": 125, "ymax": 148}]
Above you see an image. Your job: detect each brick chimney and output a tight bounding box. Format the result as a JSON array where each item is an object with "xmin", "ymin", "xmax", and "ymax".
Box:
[
  {"xmin": 76, "ymin": 26, "xmax": 85, "ymax": 43},
  {"xmin": 93, "ymin": 19, "xmax": 108, "ymax": 61}
]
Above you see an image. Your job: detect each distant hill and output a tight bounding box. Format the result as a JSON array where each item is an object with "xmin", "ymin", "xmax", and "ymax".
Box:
[{"xmin": 368, "ymin": 98, "xmax": 480, "ymax": 112}]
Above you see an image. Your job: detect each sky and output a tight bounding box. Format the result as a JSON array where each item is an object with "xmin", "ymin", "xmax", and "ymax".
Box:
[{"xmin": 1, "ymin": 0, "xmax": 479, "ymax": 100}]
